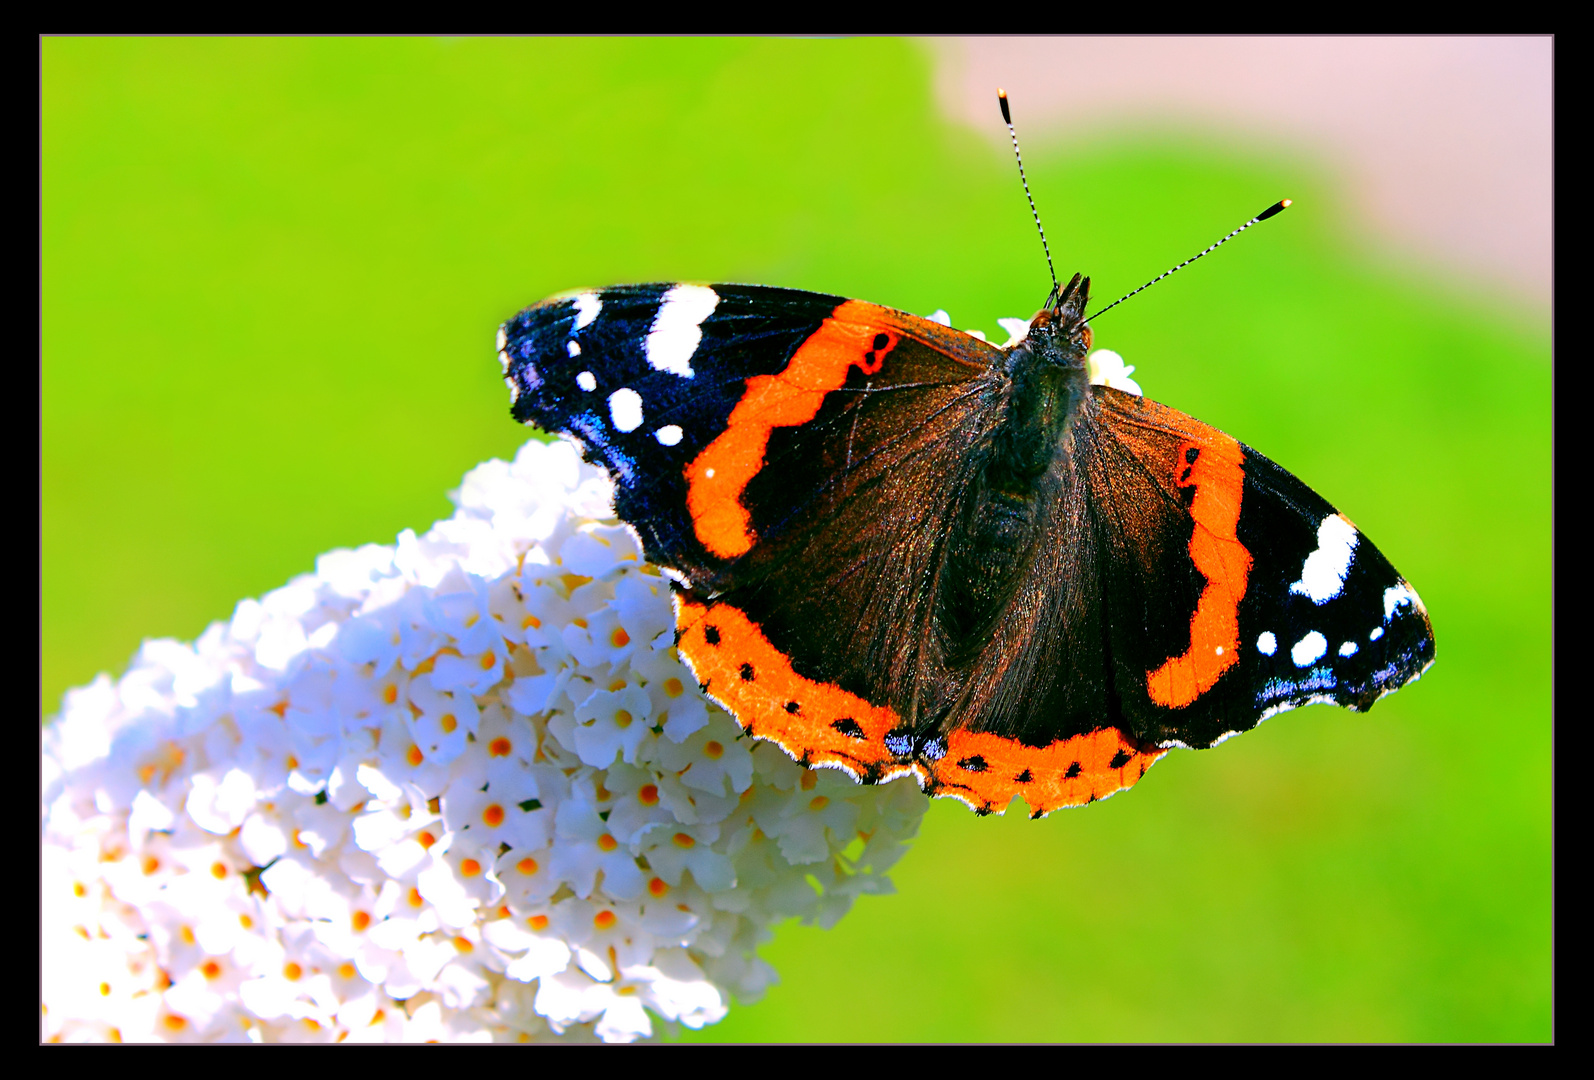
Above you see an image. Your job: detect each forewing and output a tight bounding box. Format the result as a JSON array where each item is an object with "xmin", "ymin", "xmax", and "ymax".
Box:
[
  {"xmin": 1083, "ymin": 386, "xmax": 1434, "ymax": 749},
  {"xmin": 919, "ymin": 385, "xmax": 1434, "ymax": 816},
  {"xmin": 504, "ymin": 285, "xmax": 997, "ymax": 780},
  {"xmin": 503, "ymin": 283, "xmax": 843, "ymax": 583}
]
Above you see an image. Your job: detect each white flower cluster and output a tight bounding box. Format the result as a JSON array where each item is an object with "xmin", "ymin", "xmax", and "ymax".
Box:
[{"xmin": 41, "ymin": 439, "xmax": 929, "ymax": 1043}]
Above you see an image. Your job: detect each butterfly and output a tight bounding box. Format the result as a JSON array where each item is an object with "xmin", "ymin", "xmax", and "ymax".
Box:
[{"xmin": 496, "ymin": 264, "xmax": 1434, "ymax": 818}]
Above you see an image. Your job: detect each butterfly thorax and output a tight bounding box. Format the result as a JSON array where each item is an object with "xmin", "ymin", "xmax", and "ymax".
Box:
[
  {"xmin": 989, "ymin": 332, "xmax": 1088, "ymax": 486},
  {"xmin": 937, "ymin": 275, "xmax": 1093, "ymax": 663},
  {"xmin": 990, "ymin": 271, "xmax": 1093, "ymax": 479}
]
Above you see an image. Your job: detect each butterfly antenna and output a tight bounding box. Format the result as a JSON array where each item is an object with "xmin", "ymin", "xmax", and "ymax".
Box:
[
  {"xmin": 1085, "ymin": 199, "xmax": 1292, "ymax": 322},
  {"xmin": 998, "ymin": 89, "xmax": 1060, "ymax": 302}
]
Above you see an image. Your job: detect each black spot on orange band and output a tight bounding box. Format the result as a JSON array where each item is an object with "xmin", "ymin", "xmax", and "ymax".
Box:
[
  {"xmin": 927, "ymin": 729, "xmax": 1166, "ymax": 817},
  {"xmin": 675, "ymin": 597, "xmax": 902, "ymax": 777},
  {"xmin": 675, "ymin": 596, "xmax": 1168, "ymax": 815}
]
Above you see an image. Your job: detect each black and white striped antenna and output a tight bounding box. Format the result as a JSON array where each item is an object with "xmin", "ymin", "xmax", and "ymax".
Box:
[
  {"xmin": 1084, "ymin": 199, "xmax": 1292, "ymax": 322},
  {"xmin": 998, "ymin": 90, "xmax": 1060, "ymax": 301}
]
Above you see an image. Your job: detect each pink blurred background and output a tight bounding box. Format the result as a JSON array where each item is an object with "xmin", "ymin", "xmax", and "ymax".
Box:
[{"xmin": 931, "ymin": 37, "xmax": 1551, "ymax": 311}]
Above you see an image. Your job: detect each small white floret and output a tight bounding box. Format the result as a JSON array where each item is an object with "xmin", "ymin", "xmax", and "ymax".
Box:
[
  {"xmin": 1086, "ymin": 350, "xmax": 1142, "ymax": 396},
  {"xmin": 997, "ymin": 318, "xmax": 1031, "ymax": 348},
  {"xmin": 608, "ymin": 388, "xmax": 644, "ymax": 433},
  {"xmin": 927, "ymin": 310, "xmax": 951, "ymax": 326}
]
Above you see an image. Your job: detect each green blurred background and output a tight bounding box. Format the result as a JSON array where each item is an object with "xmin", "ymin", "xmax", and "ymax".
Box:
[{"xmin": 41, "ymin": 39, "xmax": 1550, "ymax": 1041}]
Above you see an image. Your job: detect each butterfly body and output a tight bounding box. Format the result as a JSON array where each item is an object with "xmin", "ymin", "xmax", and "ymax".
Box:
[{"xmin": 500, "ymin": 276, "xmax": 1434, "ymax": 816}]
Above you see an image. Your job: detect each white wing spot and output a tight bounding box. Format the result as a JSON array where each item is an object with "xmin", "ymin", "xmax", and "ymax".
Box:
[
  {"xmin": 497, "ymin": 350, "xmax": 512, "ymax": 374},
  {"xmin": 567, "ymin": 340, "xmax": 581, "ymax": 358},
  {"xmin": 704, "ymin": 467, "xmax": 716, "ymax": 479},
  {"xmin": 1383, "ymin": 582, "xmax": 1419, "ymax": 621},
  {"xmin": 495, "ymin": 326, "xmax": 508, "ymax": 351},
  {"xmin": 505, "ymin": 375, "xmax": 519, "ymax": 404},
  {"xmin": 646, "ymin": 284, "xmax": 718, "ymax": 379},
  {"xmin": 608, "ymin": 388, "xmax": 644, "ymax": 433},
  {"xmin": 1215, "ymin": 645, "xmax": 1224, "ymax": 656},
  {"xmin": 1291, "ymin": 631, "xmax": 1328, "ymax": 667},
  {"xmin": 1370, "ymin": 626, "xmax": 1385, "ymax": 641},
  {"xmin": 1290, "ymin": 514, "xmax": 1359, "ymax": 603},
  {"xmin": 1339, "ymin": 641, "xmax": 1359, "ymax": 657},
  {"xmin": 576, "ymin": 371, "xmax": 597, "ymax": 393},
  {"xmin": 927, "ymin": 309, "xmax": 951, "ymax": 325},
  {"xmin": 571, "ymin": 292, "xmax": 602, "ymax": 331},
  {"xmin": 1257, "ymin": 631, "xmax": 1278, "ymax": 656},
  {"xmin": 655, "ymin": 424, "xmax": 684, "ymax": 446}
]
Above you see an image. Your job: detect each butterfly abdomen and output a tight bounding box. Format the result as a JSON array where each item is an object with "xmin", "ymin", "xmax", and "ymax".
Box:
[{"xmin": 936, "ymin": 326, "xmax": 1092, "ymax": 626}]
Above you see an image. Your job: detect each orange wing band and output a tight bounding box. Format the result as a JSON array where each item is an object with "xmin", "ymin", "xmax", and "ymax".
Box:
[
  {"xmin": 928, "ymin": 728, "xmax": 1167, "ymax": 817},
  {"xmin": 684, "ymin": 301, "xmax": 899, "ymax": 559},
  {"xmin": 1145, "ymin": 435, "xmax": 1252, "ymax": 708},
  {"xmin": 675, "ymin": 598, "xmax": 904, "ymax": 777},
  {"xmin": 676, "ymin": 599, "xmax": 1168, "ymax": 815}
]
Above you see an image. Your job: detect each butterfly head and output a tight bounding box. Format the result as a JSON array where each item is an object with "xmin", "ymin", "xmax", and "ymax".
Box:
[{"xmin": 1024, "ymin": 272, "xmax": 1093, "ymax": 367}]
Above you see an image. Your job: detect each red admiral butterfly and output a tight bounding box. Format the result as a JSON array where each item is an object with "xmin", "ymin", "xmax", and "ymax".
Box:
[{"xmin": 498, "ymin": 120, "xmax": 1434, "ymax": 818}]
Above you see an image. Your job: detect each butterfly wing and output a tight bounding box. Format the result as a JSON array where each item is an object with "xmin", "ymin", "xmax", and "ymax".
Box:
[
  {"xmin": 921, "ymin": 386, "xmax": 1435, "ymax": 814},
  {"xmin": 1088, "ymin": 387, "xmax": 1434, "ymax": 743},
  {"xmin": 503, "ymin": 286, "xmax": 1435, "ymax": 819},
  {"xmin": 503, "ymin": 284, "xmax": 860, "ymax": 585},
  {"xmin": 503, "ymin": 284, "xmax": 999, "ymax": 781}
]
